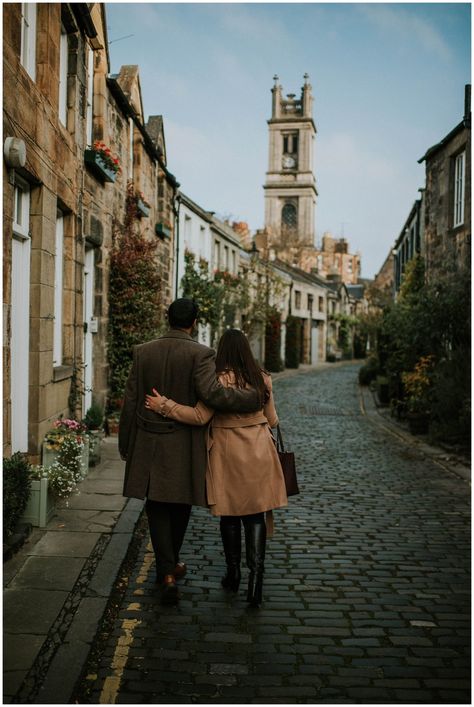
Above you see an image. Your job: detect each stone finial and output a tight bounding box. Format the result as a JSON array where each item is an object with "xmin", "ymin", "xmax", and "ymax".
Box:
[
  {"xmin": 273, "ymin": 74, "xmax": 279, "ymax": 85},
  {"xmin": 303, "ymin": 73, "xmax": 310, "ymax": 84}
]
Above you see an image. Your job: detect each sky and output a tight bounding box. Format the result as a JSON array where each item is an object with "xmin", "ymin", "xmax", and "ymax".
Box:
[{"xmin": 106, "ymin": 2, "xmax": 471, "ymax": 278}]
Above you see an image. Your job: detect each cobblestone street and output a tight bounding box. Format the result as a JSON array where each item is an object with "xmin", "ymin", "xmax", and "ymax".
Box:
[{"xmin": 76, "ymin": 363, "xmax": 470, "ymax": 704}]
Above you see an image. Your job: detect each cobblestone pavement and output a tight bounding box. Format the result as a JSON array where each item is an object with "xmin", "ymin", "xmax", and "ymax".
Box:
[{"xmin": 76, "ymin": 363, "xmax": 470, "ymax": 704}]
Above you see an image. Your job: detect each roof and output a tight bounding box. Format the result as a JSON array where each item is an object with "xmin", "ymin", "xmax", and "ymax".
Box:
[
  {"xmin": 418, "ymin": 118, "xmax": 470, "ymax": 163},
  {"xmin": 346, "ymin": 284, "xmax": 365, "ymax": 300},
  {"xmin": 273, "ymin": 258, "xmax": 330, "ymax": 290}
]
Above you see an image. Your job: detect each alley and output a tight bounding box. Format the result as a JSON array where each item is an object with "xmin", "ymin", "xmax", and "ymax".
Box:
[{"xmin": 76, "ymin": 363, "xmax": 470, "ymax": 704}]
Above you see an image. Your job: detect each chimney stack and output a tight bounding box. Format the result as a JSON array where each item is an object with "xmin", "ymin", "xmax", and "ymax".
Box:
[{"xmin": 464, "ymin": 84, "xmax": 471, "ymax": 123}]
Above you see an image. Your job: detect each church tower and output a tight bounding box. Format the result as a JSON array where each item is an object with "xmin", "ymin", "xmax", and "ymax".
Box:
[{"xmin": 263, "ymin": 74, "xmax": 317, "ymax": 250}]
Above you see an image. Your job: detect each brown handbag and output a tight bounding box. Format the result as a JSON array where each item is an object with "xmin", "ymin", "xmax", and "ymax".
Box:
[{"xmin": 276, "ymin": 425, "xmax": 299, "ymax": 496}]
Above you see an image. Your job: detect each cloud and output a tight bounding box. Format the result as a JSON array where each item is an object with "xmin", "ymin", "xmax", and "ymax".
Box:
[
  {"xmin": 358, "ymin": 4, "xmax": 452, "ymax": 63},
  {"xmin": 318, "ymin": 132, "xmax": 398, "ymax": 183}
]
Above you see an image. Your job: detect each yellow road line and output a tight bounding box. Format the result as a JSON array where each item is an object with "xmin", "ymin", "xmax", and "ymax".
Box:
[{"xmin": 98, "ymin": 542, "xmax": 154, "ymax": 704}]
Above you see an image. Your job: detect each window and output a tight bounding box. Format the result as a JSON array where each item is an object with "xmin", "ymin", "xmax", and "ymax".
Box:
[
  {"xmin": 53, "ymin": 211, "xmax": 64, "ymax": 367},
  {"xmin": 58, "ymin": 24, "xmax": 68, "ymax": 126},
  {"xmin": 86, "ymin": 47, "xmax": 94, "ymax": 145},
  {"xmin": 283, "ymin": 132, "xmax": 298, "ymax": 155},
  {"xmin": 128, "ymin": 118, "xmax": 134, "ymax": 180},
  {"xmin": 294, "ymin": 290, "xmax": 301, "ymax": 309},
  {"xmin": 454, "ymin": 151, "xmax": 465, "ymax": 227},
  {"xmin": 318, "ymin": 296, "xmax": 324, "ymax": 312},
  {"xmin": 184, "ymin": 215, "xmax": 191, "ymax": 246},
  {"xmin": 214, "ymin": 240, "xmax": 221, "ymax": 269},
  {"xmin": 307, "ymin": 294, "xmax": 313, "ymax": 313},
  {"xmin": 20, "ymin": 3, "xmax": 37, "ymax": 80},
  {"xmin": 224, "ymin": 245, "xmax": 229, "ymax": 270},
  {"xmin": 13, "ymin": 181, "xmax": 30, "ymax": 239},
  {"xmin": 232, "ymin": 250, "xmax": 237, "ymax": 274},
  {"xmin": 282, "ymin": 202, "xmax": 297, "ymax": 234}
]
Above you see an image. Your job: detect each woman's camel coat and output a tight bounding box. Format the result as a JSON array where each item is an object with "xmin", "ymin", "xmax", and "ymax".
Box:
[{"xmin": 152, "ymin": 372, "xmax": 288, "ymax": 517}]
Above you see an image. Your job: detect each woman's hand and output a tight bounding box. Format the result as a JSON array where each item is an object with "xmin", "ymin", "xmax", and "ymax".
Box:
[{"xmin": 145, "ymin": 388, "xmax": 165, "ymax": 413}]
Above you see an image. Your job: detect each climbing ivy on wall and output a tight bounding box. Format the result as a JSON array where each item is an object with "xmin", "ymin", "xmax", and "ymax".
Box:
[{"xmin": 107, "ymin": 184, "xmax": 163, "ymax": 410}]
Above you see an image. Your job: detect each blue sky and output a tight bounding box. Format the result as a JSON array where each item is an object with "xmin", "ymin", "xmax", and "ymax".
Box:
[{"xmin": 106, "ymin": 2, "xmax": 471, "ymax": 278}]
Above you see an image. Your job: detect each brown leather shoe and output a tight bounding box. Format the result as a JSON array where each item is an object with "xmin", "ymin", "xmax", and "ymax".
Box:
[
  {"xmin": 174, "ymin": 561, "xmax": 187, "ymax": 580},
  {"xmin": 161, "ymin": 574, "xmax": 179, "ymax": 605}
]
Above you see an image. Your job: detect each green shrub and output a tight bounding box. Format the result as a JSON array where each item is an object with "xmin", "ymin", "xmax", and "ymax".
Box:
[
  {"xmin": 285, "ymin": 316, "xmax": 301, "ymax": 369},
  {"xmin": 83, "ymin": 403, "xmax": 104, "ymax": 431},
  {"xmin": 3, "ymin": 453, "xmax": 32, "ymax": 537},
  {"xmin": 358, "ymin": 356, "xmax": 379, "ymax": 385}
]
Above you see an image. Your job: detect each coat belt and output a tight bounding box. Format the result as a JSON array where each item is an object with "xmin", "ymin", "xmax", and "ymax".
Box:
[
  {"xmin": 136, "ymin": 413, "xmax": 185, "ymax": 434},
  {"xmin": 212, "ymin": 413, "xmax": 268, "ymax": 429}
]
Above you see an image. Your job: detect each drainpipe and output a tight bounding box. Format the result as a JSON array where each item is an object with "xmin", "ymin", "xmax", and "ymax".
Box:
[{"xmin": 173, "ymin": 192, "xmax": 181, "ymax": 297}]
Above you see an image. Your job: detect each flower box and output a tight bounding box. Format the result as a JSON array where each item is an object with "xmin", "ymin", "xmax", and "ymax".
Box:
[
  {"xmin": 136, "ymin": 198, "xmax": 150, "ymax": 218},
  {"xmin": 155, "ymin": 222, "xmax": 171, "ymax": 239},
  {"xmin": 88, "ymin": 430, "xmax": 104, "ymax": 466},
  {"xmin": 43, "ymin": 437, "xmax": 90, "ymax": 478},
  {"xmin": 21, "ymin": 478, "xmax": 56, "ymax": 528},
  {"xmin": 84, "ymin": 149, "xmax": 117, "ymax": 183}
]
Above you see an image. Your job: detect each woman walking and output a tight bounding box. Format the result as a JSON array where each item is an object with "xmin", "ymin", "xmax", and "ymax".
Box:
[{"xmin": 145, "ymin": 328, "xmax": 287, "ymax": 607}]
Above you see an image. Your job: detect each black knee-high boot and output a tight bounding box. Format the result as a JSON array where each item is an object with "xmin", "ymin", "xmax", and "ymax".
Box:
[
  {"xmin": 243, "ymin": 514, "xmax": 266, "ymax": 607},
  {"xmin": 220, "ymin": 517, "xmax": 242, "ymax": 592}
]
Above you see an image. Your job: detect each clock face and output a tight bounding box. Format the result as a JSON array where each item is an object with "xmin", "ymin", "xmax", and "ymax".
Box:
[{"xmin": 282, "ymin": 155, "xmax": 296, "ymax": 169}]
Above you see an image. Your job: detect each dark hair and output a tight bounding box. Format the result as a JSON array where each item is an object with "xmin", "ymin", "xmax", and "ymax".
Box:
[
  {"xmin": 215, "ymin": 329, "xmax": 267, "ymax": 406},
  {"xmin": 168, "ymin": 298, "xmax": 199, "ymax": 329}
]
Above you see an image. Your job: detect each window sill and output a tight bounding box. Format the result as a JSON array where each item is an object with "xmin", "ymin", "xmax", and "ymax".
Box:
[{"xmin": 53, "ymin": 365, "xmax": 73, "ymax": 382}]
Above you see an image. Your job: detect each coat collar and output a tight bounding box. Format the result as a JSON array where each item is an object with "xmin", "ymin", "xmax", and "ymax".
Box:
[{"xmin": 160, "ymin": 328, "xmax": 195, "ymax": 342}]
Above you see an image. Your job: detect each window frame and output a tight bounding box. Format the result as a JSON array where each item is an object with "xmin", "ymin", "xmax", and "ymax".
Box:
[
  {"xmin": 453, "ymin": 151, "xmax": 466, "ymax": 228},
  {"xmin": 53, "ymin": 210, "xmax": 64, "ymax": 367},
  {"xmin": 86, "ymin": 46, "xmax": 94, "ymax": 146},
  {"xmin": 20, "ymin": 3, "xmax": 37, "ymax": 80},
  {"xmin": 13, "ymin": 179, "xmax": 31, "ymax": 240},
  {"xmin": 58, "ymin": 24, "xmax": 68, "ymax": 126}
]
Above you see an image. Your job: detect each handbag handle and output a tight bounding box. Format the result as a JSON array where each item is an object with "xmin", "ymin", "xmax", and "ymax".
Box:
[{"xmin": 276, "ymin": 424, "xmax": 285, "ymax": 453}]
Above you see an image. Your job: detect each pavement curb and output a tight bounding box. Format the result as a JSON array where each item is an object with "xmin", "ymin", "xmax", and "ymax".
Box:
[
  {"xmin": 359, "ymin": 383, "xmax": 471, "ymax": 485},
  {"xmin": 3, "ymin": 438, "xmax": 145, "ymax": 704}
]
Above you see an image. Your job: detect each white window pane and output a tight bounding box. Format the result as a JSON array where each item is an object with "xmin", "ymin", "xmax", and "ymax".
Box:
[
  {"xmin": 21, "ymin": 4, "xmax": 36, "ymax": 80},
  {"xmin": 53, "ymin": 213, "xmax": 64, "ymax": 366},
  {"xmin": 86, "ymin": 48, "xmax": 94, "ymax": 145},
  {"xmin": 59, "ymin": 27, "xmax": 68, "ymax": 125}
]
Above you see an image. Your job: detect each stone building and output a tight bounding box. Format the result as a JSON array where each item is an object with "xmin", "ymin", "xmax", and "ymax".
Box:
[
  {"xmin": 300, "ymin": 231, "xmax": 361, "ymax": 285},
  {"xmin": 263, "ymin": 74, "xmax": 318, "ymax": 260},
  {"xmin": 418, "ymin": 84, "xmax": 471, "ymax": 275},
  {"xmin": 393, "ymin": 195, "xmax": 425, "ymax": 293},
  {"xmin": 3, "ymin": 3, "xmax": 177, "ymax": 458}
]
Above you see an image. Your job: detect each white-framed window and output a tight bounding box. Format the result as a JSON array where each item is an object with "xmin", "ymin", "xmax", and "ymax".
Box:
[
  {"xmin": 58, "ymin": 24, "xmax": 68, "ymax": 126},
  {"xmin": 294, "ymin": 290, "xmax": 301, "ymax": 309},
  {"xmin": 20, "ymin": 3, "xmax": 37, "ymax": 80},
  {"xmin": 224, "ymin": 245, "xmax": 229, "ymax": 270},
  {"xmin": 347, "ymin": 259, "xmax": 353, "ymax": 273},
  {"xmin": 232, "ymin": 250, "xmax": 237, "ymax": 274},
  {"xmin": 13, "ymin": 180, "xmax": 30, "ymax": 239},
  {"xmin": 454, "ymin": 151, "xmax": 465, "ymax": 227},
  {"xmin": 128, "ymin": 118, "xmax": 134, "ymax": 179},
  {"xmin": 53, "ymin": 211, "xmax": 64, "ymax": 367},
  {"xmin": 214, "ymin": 240, "xmax": 221, "ymax": 270},
  {"xmin": 86, "ymin": 46, "xmax": 94, "ymax": 146}
]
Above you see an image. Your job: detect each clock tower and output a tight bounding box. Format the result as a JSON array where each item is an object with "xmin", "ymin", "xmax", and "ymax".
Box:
[{"xmin": 263, "ymin": 74, "xmax": 317, "ymax": 250}]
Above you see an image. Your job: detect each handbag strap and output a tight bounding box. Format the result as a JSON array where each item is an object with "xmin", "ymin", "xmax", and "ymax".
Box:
[{"xmin": 276, "ymin": 424, "xmax": 285, "ymax": 452}]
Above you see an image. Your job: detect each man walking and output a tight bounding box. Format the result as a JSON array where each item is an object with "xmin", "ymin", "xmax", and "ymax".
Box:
[{"xmin": 119, "ymin": 299, "xmax": 260, "ymax": 604}]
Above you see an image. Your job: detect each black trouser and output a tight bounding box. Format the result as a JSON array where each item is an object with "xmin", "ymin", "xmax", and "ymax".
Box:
[
  {"xmin": 145, "ymin": 500, "xmax": 191, "ymax": 581},
  {"xmin": 220, "ymin": 512, "xmax": 265, "ymax": 533}
]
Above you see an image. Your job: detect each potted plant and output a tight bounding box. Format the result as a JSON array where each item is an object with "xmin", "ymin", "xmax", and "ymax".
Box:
[
  {"xmin": 402, "ymin": 355, "xmax": 435, "ymax": 435},
  {"xmin": 83, "ymin": 403, "xmax": 104, "ymax": 466},
  {"xmin": 3, "ymin": 453, "xmax": 32, "ymax": 537},
  {"xmin": 24, "ymin": 439, "xmax": 84, "ymax": 524},
  {"xmin": 84, "ymin": 141, "xmax": 121, "ymax": 183},
  {"xmin": 43, "ymin": 418, "xmax": 89, "ymax": 477}
]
